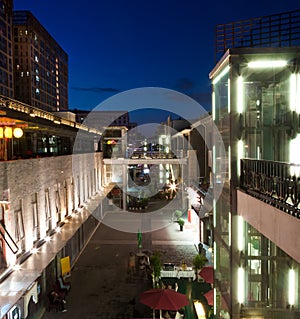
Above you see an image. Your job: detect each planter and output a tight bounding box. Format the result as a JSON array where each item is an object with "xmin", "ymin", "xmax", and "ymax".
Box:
[{"xmin": 177, "ymin": 218, "xmax": 185, "ymax": 231}]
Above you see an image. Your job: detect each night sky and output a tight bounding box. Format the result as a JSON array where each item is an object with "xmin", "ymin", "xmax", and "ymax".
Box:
[{"xmin": 13, "ymin": 0, "xmax": 300, "ymax": 124}]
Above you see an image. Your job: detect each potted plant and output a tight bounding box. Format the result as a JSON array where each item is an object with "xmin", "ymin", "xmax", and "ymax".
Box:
[
  {"xmin": 177, "ymin": 218, "xmax": 185, "ymax": 231},
  {"xmin": 150, "ymin": 251, "xmax": 162, "ymax": 287},
  {"xmin": 192, "ymin": 253, "xmax": 208, "ymax": 281},
  {"xmin": 175, "ymin": 209, "xmax": 183, "ymax": 219}
]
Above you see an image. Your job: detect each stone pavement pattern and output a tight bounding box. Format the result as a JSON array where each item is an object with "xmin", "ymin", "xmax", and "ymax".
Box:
[{"xmin": 42, "ymin": 216, "xmax": 199, "ymax": 319}]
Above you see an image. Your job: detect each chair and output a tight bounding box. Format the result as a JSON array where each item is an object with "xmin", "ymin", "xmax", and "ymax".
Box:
[{"xmin": 47, "ymin": 292, "xmax": 60, "ymax": 312}]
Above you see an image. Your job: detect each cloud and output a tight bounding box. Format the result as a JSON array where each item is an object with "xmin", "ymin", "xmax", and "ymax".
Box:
[
  {"xmin": 175, "ymin": 78, "xmax": 195, "ymax": 91},
  {"xmin": 71, "ymin": 86, "xmax": 120, "ymax": 93}
]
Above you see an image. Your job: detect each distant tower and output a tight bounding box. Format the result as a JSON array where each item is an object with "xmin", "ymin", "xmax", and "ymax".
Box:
[
  {"xmin": 12, "ymin": 11, "xmax": 68, "ymax": 111},
  {"xmin": 0, "ymin": 0, "xmax": 14, "ymax": 98}
]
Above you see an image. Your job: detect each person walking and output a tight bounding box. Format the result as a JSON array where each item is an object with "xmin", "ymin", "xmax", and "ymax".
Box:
[{"xmin": 128, "ymin": 252, "xmax": 136, "ymax": 277}]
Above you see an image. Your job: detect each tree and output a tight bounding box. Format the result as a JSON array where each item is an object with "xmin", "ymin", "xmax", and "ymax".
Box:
[
  {"xmin": 192, "ymin": 254, "xmax": 208, "ymax": 281},
  {"xmin": 150, "ymin": 251, "xmax": 162, "ymax": 287}
]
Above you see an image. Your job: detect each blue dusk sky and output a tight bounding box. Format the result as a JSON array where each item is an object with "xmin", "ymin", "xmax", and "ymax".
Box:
[{"xmin": 13, "ymin": 0, "xmax": 300, "ymax": 124}]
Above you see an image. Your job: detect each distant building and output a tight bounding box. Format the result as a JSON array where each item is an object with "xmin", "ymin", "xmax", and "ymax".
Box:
[
  {"xmin": 0, "ymin": 0, "xmax": 14, "ymax": 98},
  {"xmin": 73, "ymin": 109, "xmax": 130, "ymax": 128},
  {"xmin": 12, "ymin": 11, "xmax": 68, "ymax": 111}
]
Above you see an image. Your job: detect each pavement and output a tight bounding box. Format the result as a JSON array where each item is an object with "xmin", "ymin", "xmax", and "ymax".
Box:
[{"xmin": 41, "ymin": 208, "xmax": 208, "ymax": 319}]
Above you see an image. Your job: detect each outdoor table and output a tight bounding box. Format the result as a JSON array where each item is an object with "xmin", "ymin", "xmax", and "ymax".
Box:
[{"xmin": 160, "ymin": 267, "xmax": 195, "ymax": 280}]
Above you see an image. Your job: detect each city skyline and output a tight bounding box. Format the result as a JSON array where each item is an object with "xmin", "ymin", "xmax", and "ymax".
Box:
[{"xmin": 13, "ymin": 0, "xmax": 300, "ymax": 122}]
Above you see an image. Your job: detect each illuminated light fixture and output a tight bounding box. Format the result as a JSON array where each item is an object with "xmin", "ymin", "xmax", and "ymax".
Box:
[
  {"xmin": 13, "ymin": 127, "xmax": 23, "ymax": 138},
  {"xmin": 248, "ymin": 60, "xmax": 287, "ymax": 68},
  {"xmin": 44, "ymin": 236, "xmax": 51, "ymax": 242},
  {"xmin": 289, "ymin": 135, "xmax": 300, "ymax": 175},
  {"xmin": 4, "ymin": 127, "xmax": 12, "ymax": 138},
  {"xmin": 237, "ymin": 215, "xmax": 244, "ymax": 251},
  {"xmin": 228, "ymin": 78, "xmax": 231, "ymax": 113},
  {"xmin": 289, "ymin": 268, "xmax": 296, "ymax": 306},
  {"xmin": 289, "ymin": 73, "xmax": 300, "ymax": 113},
  {"xmin": 29, "ymin": 111, "xmax": 36, "ymax": 117},
  {"xmin": 13, "ymin": 264, "xmax": 21, "ymax": 271},
  {"xmin": 212, "ymin": 91, "xmax": 215, "ymax": 121},
  {"xmin": 31, "ymin": 247, "xmax": 38, "ymax": 254},
  {"xmin": 194, "ymin": 300, "xmax": 206, "ymax": 319},
  {"xmin": 55, "ymin": 226, "xmax": 62, "ymax": 233},
  {"xmin": 53, "ymin": 119, "xmax": 61, "ymax": 125},
  {"xmin": 237, "ymin": 76, "xmax": 244, "ymax": 113},
  {"xmin": 237, "ymin": 267, "xmax": 245, "ymax": 303},
  {"xmin": 169, "ymin": 182, "xmax": 177, "ymax": 192},
  {"xmin": 212, "ymin": 65, "xmax": 230, "ymax": 85},
  {"xmin": 0, "ymin": 127, "xmax": 3, "ymax": 138}
]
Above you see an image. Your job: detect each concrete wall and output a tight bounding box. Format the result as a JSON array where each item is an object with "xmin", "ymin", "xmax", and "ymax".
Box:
[{"xmin": 237, "ymin": 189, "xmax": 300, "ymax": 263}]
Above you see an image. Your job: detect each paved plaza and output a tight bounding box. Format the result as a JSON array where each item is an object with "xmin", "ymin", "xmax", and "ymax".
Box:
[{"xmin": 42, "ymin": 212, "xmax": 202, "ymax": 319}]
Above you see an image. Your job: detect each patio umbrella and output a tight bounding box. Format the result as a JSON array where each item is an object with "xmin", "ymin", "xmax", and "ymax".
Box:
[
  {"xmin": 140, "ymin": 288, "xmax": 189, "ymax": 318},
  {"xmin": 204, "ymin": 289, "xmax": 214, "ymax": 306},
  {"xmin": 199, "ymin": 265, "xmax": 214, "ymax": 283}
]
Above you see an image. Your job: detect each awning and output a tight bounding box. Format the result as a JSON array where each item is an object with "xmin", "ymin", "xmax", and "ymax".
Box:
[{"xmin": 22, "ymin": 281, "xmax": 38, "ymax": 318}]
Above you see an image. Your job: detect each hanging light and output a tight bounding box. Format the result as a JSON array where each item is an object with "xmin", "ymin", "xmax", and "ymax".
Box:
[
  {"xmin": 0, "ymin": 127, "xmax": 3, "ymax": 138},
  {"xmin": 4, "ymin": 127, "xmax": 12, "ymax": 138},
  {"xmin": 13, "ymin": 127, "xmax": 23, "ymax": 138}
]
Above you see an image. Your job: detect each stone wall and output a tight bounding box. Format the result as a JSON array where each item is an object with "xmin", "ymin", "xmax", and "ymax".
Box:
[{"xmin": 0, "ymin": 152, "xmax": 103, "ymax": 266}]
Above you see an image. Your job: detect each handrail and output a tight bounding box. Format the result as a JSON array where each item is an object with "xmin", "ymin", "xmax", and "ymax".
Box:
[{"xmin": 240, "ymin": 159, "xmax": 300, "ymax": 218}]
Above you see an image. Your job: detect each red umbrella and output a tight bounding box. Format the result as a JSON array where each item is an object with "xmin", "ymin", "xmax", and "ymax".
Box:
[
  {"xmin": 204, "ymin": 289, "xmax": 214, "ymax": 306},
  {"xmin": 199, "ymin": 265, "xmax": 214, "ymax": 283},
  {"xmin": 139, "ymin": 288, "xmax": 189, "ymax": 310}
]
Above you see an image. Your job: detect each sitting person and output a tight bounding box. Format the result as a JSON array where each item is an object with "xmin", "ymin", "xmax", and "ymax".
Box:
[
  {"xmin": 57, "ymin": 275, "xmax": 71, "ymax": 293},
  {"xmin": 48, "ymin": 290, "xmax": 67, "ymax": 312}
]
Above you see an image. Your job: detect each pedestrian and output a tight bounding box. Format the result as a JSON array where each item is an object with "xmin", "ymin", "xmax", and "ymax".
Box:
[
  {"xmin": 48, "ymin": 290, "xmax": 67, "ymax": 312},
  {"xmin": 128, "ymin": 252, "xmax": 136, "ymax": 275}
]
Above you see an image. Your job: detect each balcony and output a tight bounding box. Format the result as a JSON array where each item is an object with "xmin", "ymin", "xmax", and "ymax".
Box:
[
  {"xmin": 239, "ymin": 158, "xmax": 300, "ymax": 263},
  {"xmin": 240, "ymin": 159, "xmax": 300, "ymax": 218}
]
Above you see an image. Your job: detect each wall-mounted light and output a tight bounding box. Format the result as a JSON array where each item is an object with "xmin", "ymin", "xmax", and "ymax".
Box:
[
  {"xmin": 194, "ymin": 300, "xmax": 206, "ymax": 319},
  {"xmin": 212, "ymin": 65, "xmax": 230, "ymax": 85},
  {"xmin": 289, "ymin": 268, "xmax": 296, "ymax": 306},
  {"xmin": 13, "ymin": 127, "xmax": 23, "ymax": 138},
  {"xmin": 238, "ymin": 267, "xmax": 245, "ymax": 304},
  {"xmin": 237, "ymin": 76, "xmax": 244, "ymax": 113},
  {"xmin": 4, "ymin": 127, "xmax": 12, "ymax": 138},
  {"xmin": 237, "ymin": 215, "xmax": 244, "ymax": 251},
  {"xmin": 0, "ymin": 127, "xmax": 23, "ymax": 139},
  {"xmin": 248, "ymin": 60, "xmax": 287, "ymax": 68}
]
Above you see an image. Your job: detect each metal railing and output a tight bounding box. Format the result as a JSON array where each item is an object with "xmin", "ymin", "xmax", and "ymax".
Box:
[
  {"xmin": 215, "ymin": 9, "xmax": 300, "ymax": 62},
  {"xmin": 240, "ymin": 159, "xmax": 300, "ymax": 218}
]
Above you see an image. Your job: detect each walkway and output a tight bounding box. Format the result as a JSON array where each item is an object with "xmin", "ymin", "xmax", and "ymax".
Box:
[{"xmin": 42, "ymin": 211, "xmax": 205, "ymax": 319}]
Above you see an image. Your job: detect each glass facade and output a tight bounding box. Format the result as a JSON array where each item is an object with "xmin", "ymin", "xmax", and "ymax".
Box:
[{"xmin": 211, "ymin": 48, "xmax": 300, "ymax": 318}]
